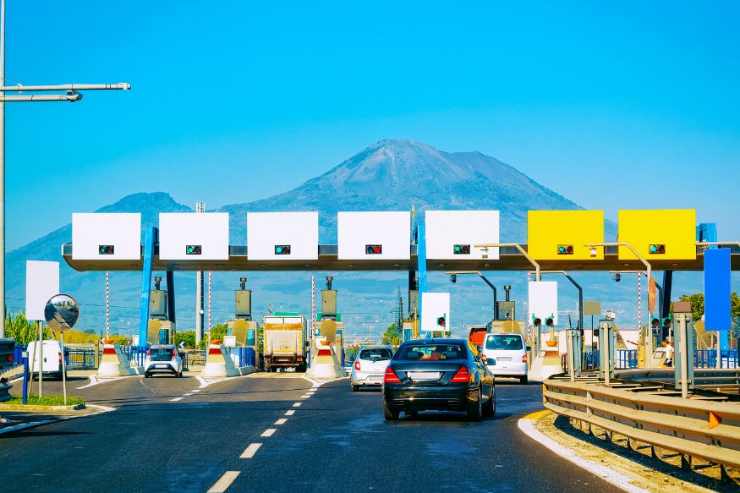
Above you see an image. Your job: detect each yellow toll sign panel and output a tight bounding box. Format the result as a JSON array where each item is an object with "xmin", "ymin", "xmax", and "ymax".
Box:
[
  {"xmin": 617, "ymin": 209, "xmax": 696, "ymax": 260},
  {"xmin": 528, "ymin": 210, "xmax": 605, "ymax": 260}
]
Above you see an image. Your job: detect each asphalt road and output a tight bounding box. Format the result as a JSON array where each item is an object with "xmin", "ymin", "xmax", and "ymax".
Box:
[{"xmin": 0, "ymin": 375, "xmax": 618, "ymax": 493}]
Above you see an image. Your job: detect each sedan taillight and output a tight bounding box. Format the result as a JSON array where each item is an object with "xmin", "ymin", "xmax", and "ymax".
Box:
[
  {"xmin": 450, "ymin": 366, "xmax": 471, "ymax": 383},
  {"xmin": 384, "ymin": 367, "xmax": 401, "ymax": 384},
  {"xmin": 521, "ymin": 353, "xmax": 528, "ymax": 363}
]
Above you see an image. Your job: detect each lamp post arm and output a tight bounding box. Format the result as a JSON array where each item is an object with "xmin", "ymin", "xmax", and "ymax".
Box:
[{"xmin": 478, "ymin": 274, "xmax": 498, "ymax": 320}]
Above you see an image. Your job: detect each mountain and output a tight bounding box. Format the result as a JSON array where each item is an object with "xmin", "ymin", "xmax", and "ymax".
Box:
[
  {"xmin": 6, "ymin": 139, "xmax": 632, "ymax": 335},
  {"xmin": 222, "ymin": 139, "xmax": 583, "ymax": 242}
]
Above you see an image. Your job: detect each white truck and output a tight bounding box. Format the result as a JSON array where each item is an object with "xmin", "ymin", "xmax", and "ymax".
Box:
[{"xmin": 262, "ymin": 313, "xmax": 307, "ymax": 372}]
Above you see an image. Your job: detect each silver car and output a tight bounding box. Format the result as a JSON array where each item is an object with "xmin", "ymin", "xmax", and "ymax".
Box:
[{"xmin": 351, "ymin": 345, "xmax": 393, "ymax": 391}]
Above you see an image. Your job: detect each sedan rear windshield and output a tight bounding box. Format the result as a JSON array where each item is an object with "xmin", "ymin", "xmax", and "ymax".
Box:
[
  {"xmin": 486, "ymin": 335, "xmax": 523, "ymax": 350},
  {"xmin": 396, "ymin": 344, "xmax": 466, "ymax": 361},
  {"xmin": 151, "ymin": 348, "xmax": 174, "ymax": 361},
  {"xmin": 359, "ymin": 348, "xmax": 392, "ymax": 361}
]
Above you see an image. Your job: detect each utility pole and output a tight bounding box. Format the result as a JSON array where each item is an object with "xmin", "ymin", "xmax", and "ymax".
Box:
[
  {"xmin": 194, "ymin": 201, "xmax": 205, "ymax": 346},
  {"xmin": 104, "ymin": 272, "xmax": 111, "ymax": 339},
  {"xmin": 0, "ymin": 0, "xmax": 130, "ymax": 337}
]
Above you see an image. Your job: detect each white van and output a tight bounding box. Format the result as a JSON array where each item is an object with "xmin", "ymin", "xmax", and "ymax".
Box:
[
  {"xmin": 482, "ymin": 333, "xmax": 528, "ymax": 384},
  {"xmin": 27, "ymin": 340, "xmax": 66, "ymax": 380}
]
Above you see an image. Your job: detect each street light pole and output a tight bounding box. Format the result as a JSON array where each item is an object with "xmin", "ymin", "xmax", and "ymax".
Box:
[
  {"xmin": 447, "ymin": 271, "xmax": 498, "ymax": 321},
  {"xmin": 0, "ymin": 0, "xmax": 130, "ymax": 338},
  {"xmin": 474, "ymin": 242, "xmax": 541, "ymax": 280}
]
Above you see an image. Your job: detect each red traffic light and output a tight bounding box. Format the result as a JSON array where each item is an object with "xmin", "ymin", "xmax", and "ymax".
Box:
[{"xmin": 365, "ymin": 244, "xmax": 383, "ymax": 255}]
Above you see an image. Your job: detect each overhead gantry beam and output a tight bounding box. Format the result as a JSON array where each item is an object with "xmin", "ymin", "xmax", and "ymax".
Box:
[{"xmin": 60, "ymin": 243, "xmax": 740, "ymax": 272}]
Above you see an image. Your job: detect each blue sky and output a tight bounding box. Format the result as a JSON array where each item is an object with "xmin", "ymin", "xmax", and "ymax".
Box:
[{"xmin": 5, "ymin": 1, "xmax": 739, "ymax": 250}]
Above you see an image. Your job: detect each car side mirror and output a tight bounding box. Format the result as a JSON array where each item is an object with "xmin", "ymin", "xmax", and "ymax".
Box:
[
  {"xmin": 480, "ymin": 354, "xmax": 488, "ymax": 363},
  {"xmin": 526, "ymin": 346, "xmax": 532, "ymax": 351}
]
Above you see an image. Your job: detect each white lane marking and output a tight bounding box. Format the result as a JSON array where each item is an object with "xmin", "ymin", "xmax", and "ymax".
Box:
[
  {"xmin": 274, "ymin": 418, "xmax": 287, "ymax": 425},
  {"xmin": 9, "ymin": 376, "xmax": 23, "ymax": 384},
  {"xmin": 0, "ymin": 420, "xmax": 53, "ymax": 435},
  {"xmin": 207, "ymin": 471, "xmax": 240, "ymax": 493},
  {"xmin": 240, "ymin": 442, "xmax": 262, "ymax": 459},
  {"xmin": 261, "ymin": 428, "xmax": 276, "ymax": 438},
  {"xmin": 191, "ymin": 389, "xmax": 201, "ymax": 393},
  {"xmin": 285, "ymin": 410, "xmax": 295, "ymax": 416},
  {"xmin": 517, "ymin": 418, "xmax": 646, "ymax": 493},
  {"xmin": 76, "ymin": 375, "xmax": 126, "ymax": 390},
  {"xmin": 300, "ymin": 394, "xmax": 311, "ymax": 399},
  {"xmin": 169, "ymin": 397, "xmax": 183, "ymax": 402},
  {"xmin": 183, "ymin": 393, "xmax": 193, "ymax": 397},
  {"xmin": 292, "ymin": 402, "xmax": 302, "ymax": 408}
]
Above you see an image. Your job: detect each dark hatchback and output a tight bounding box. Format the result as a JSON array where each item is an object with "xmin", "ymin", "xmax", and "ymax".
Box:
[{"xmin": 382, "ymin": 338, "xmax": 495, "ymax": 421}]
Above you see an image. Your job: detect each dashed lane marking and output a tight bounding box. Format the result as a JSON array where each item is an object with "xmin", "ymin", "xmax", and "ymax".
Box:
[
  {"xmin": 274, "ymin": 418, "xmax": 287, "ymax": 425},
  {"xmin": 240, "ymin": 443, "xmax": 262, "ymax": 459},
  {"xmin": 207, "ymin": 471, "xmax": 240, "ymax": 493},
  {"xmin": 292, "ymin": 402, "xmax": 302, "ymax": 408},
  {"xmin": 261, "ymin": 428, "xmax": 276, "ymax": 438},
  {"xmin": 285, "ymin": 410, "xmax": 295, "ymax": 416},
  {"xmin": 169, "ymin": 397, "xmax": 183, "ymax": 402}
]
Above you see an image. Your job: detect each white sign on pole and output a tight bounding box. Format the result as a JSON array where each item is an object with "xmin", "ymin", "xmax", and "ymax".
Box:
[
  {"xmin": 528, "ymin": 281, "xmax": 558, "ymax": 326},
  {"xmin": 25, "ymin": 261, "xmax": 60, "ymax": 321},
  {"xmin": 425, "ymin": 210, "xmax": 500, "ymax": 260},
  {"xmin": 421, "ymin": 292, "xmax": 450, "ymax": 333}
]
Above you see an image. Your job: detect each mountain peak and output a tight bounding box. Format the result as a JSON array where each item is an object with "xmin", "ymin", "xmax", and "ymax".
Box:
[{"xmin": 96, "ymin": 192, "xmax": 191, "ymax": 214}]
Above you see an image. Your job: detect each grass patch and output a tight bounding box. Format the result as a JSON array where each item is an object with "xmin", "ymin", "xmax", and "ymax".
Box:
[{"xmin": 6, "ymin": 394, "xmax": 85, "ymax": 406}]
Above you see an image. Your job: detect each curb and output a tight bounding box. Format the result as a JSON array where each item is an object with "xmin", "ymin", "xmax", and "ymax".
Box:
[
  {"xmin": 0, "ymin": 403, "xmax": 116, "ymax": 435},
  {"xmin": 518, "ymin": 411, "xmax": 647, "ymax": 493},
  {"xmin": 0, "ymin": 403, "xmax": 85, "ymax": 412}
]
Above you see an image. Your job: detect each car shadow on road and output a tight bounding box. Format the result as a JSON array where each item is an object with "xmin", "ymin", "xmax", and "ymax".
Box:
[{"xmin": 0, "ymin": 430, "xmax": 91, "ymax": 439}]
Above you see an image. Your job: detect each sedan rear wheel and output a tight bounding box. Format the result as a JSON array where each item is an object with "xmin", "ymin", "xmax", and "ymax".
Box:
[
  {"xmin": 352, "ymin": 385, "xmax": 359, "ymax": 392},
  {"xmin": 483, "ymin": 388, "xmax": 495, "ymax": 417},
  {"xmin": 383, "ymin": 401, "xmax": 400, "ymax": 421},
  {"xmin": 467, "ymin": 389, "xmax": 483, "ymax": 421}
]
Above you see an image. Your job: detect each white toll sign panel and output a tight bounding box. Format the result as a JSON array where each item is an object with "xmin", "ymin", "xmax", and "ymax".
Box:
[
  {"xmin": 337, "ymin": 211, "xmax": 410, "ymax": 260},
  {"xmin": 528, "ymin": 281, "xmax": 558, "ymax": 326},
  {"xmin": 72, "ymin": 213, "xmax": 141, "ymax": 260},
  {"xmin": 425, "ymin": 210, "xmax": 500, "ymax": 260},
  {"xmin": 159, "ymin": 213, "xmax": 229, "ymax": 260},
  {"xmin": 421, "ymin": 292, "xmax": 451, "ymax": 333},
  {"xmin": 247, "ymin": 212, "xmax": 319, "ymax": 260},
  {"xmin": 25, "ymin": 261, "xmax": 60, "ymax": 321}
]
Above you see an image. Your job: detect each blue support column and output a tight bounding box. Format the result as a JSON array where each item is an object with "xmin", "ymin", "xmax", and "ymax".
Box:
[
  {"xmin": 417, "ymin": 220, "xmax": 427, "ymax": 336},
  {"xmin": 138, "ymin": 227, "xmax": 157, "ymax": 347}
]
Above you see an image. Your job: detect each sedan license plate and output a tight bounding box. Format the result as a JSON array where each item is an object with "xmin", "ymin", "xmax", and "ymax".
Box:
[
  {"xmin": 407, "ymin": 371, "xmax": 440, "ymax": 381},
  {"xmin": 497, "ymin": 357, "xmax": 512, "ymax": 362},
  {"xmin": 155, "ymin": 364, "xmax": 169, "ymax": 369},
  {"xmin": 367, "ymin": 375, "xmax": 383, "ymax": 384}
]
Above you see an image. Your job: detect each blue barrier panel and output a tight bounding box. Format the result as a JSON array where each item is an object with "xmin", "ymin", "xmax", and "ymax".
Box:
[{"xmin": 705, "ymin": 248, "xmax": 731, "ymax": 333}]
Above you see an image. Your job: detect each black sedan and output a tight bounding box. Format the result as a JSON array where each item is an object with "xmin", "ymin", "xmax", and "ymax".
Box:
[{"xmin": 382, "ymin": 338, "xmax": 495, "ymax": 421}]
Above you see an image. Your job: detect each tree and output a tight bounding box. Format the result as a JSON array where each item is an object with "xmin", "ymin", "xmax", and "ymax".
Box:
[
  {"xmin": 678, "ymin": 293, "xmax": 705, "ymax": 322},
  {"xmin": 175, "ymin": 330, "xmax": 196, "ymax": 348},
  {"xmin": 4, "ymin": 312, "xmax": 51, "ymax": 345},
  {"xmin": 209, "ymin": 323, "xmax": 228, "ymax": 342},
  {"xmin": 382, "ymin": 322, "xmax": 402, "ymax": 346}
]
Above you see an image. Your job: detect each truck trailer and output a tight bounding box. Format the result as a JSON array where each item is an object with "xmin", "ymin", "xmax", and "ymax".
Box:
[{"xmin": 262, "ymin": 313, "xmax": 307, "ymax": 372}]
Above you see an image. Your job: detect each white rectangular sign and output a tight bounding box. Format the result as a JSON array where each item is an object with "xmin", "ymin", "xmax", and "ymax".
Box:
[
  {"xmin": 337, "ymin": 211, "xmax": 410, "ymax": 260},
  {"xmin": 528, "ymin": 281, "xmax": 558, "ymax": 326},
  {"xmin": 425, "ymin": 210, "xmax": 500, "ymax": 260},
  {"xmin": 159, "ymin": 212, "xmax": 229, "ymax": 260},
  {"xmin": 72, "ymin": 213, "xmax": 141, "ymax": 260},
  {"xmin": 25, "ymin": 261, "xmax": 60, "ymax": 321},
  {"xmin": 421, "ymin": 292, "xmax": 451, "ymax": 333},
  {"xmin": 247, "ymin": 212, "xmax": 318, "ymax": 260}
]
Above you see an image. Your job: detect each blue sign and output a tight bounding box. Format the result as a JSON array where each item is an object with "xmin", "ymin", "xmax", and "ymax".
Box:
[{"xmin": 704, "ymin": 248, "xmax": 731, "ymax": 331}]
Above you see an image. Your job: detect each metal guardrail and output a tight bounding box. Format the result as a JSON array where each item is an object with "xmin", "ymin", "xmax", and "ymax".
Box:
[{"xmin": 543, "ymin": 378, "xmax": 740, "ymax": 475}]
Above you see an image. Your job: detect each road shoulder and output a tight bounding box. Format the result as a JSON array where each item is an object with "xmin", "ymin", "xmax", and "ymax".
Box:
[{"xmin": 518, "ymin": 410, "xmax": 728, "ymax": 493}]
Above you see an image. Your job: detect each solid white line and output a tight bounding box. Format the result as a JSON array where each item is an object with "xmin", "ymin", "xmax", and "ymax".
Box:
[
  {"xmin": 292, "ymin": 402, "xmax": 302, "ymax": 408},
  {"xmin": 240, "ymin": 442, "xmax": 262, "ymax": 459},
  {"xmin": 274, "ymin": 418, "xmax": 287, "ymax": 425},
  {"xmin": 261, "ymin": 428, "xmax": 276, "ymax": 438},
  {"xmin": 207, "ymin": 471, "xmax": 240, "ymax": 493},
  {"xmin": 169, "ymin": 397, "xmax": 183, "ymax": 402},
  {"xmin": 285, "ymin": 410, "xmax": 295, "ymax": 416},
  {"xmin": 517, "ymin": 418, "xmax": 646, "ymax": 493},
  {"xmin": 9, "ymin": 376, "xmax": 23, "ymax": 384},
  {"xmin": 0, "ymin": 420, "xmax": 53, "ymax": 435}
]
